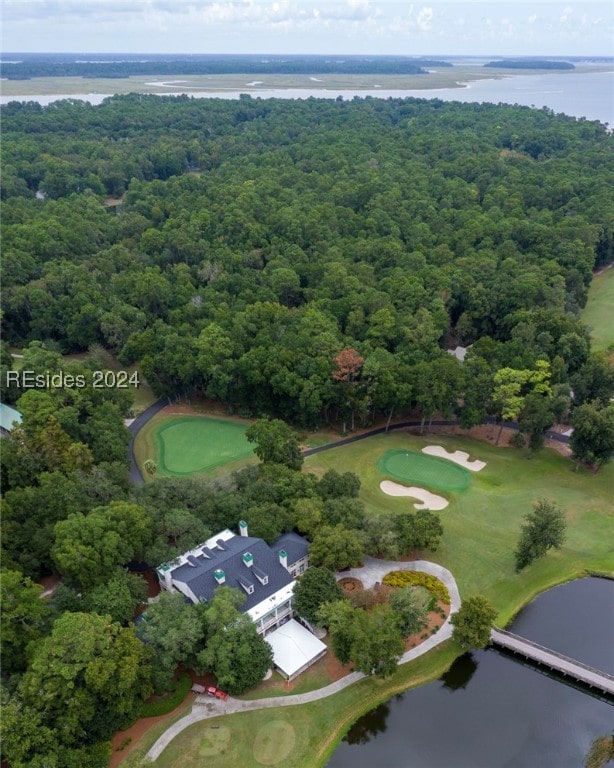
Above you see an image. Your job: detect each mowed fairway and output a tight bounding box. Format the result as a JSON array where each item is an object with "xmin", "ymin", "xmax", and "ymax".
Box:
[
  {"xmin": 582, "ymin": 266, "xmax": 614, "ymax": 352},
  {"xmin": 306, "ymin": 431, "xmax": 614, "ymax": 625},
  {"xmin": 378, "ymin": 449, "xmax": 471, "ymax": 492},
  {"xmin": 155, "ymin": 416, "xmax": 254, "ymax": 476}
]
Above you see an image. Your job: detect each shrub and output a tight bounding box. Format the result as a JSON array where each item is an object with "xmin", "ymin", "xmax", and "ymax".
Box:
[
  {"xmin": 116, "ymin": 737, "xmax": 132, "ymax": 752},
  {"xmin": 382, "ymin": 571, "xmax": 450, "ymax": 605},
  {"xmin": 509, "ymin": 432, "xmax": 526, "ymax": 448},
  {"xmin": 140, "ymin": 671, "xmax": 192, "ymax": 717},
  {"xmin": 349, "ymin": 583, "xmax": 389, "ymax": 610}
]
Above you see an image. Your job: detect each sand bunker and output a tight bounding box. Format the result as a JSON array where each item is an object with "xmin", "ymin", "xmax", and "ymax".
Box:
[
  {"xmin": 422, "ymin": 446, "xmax": 486, "ymax": 472},
  {"xmin": 380, "ymin": 481, "xmax": 449, "ymax": 510}
]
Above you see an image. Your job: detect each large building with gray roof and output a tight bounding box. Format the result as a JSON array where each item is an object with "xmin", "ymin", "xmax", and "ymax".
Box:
[{"xmin": 157, "ymin": 521, "xmax": 310, "ymax": 635}]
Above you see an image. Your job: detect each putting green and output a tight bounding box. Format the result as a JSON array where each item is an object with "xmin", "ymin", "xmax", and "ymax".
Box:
[
  {"xmin": 155, "ymin": 416, "xmax": 254, "ymax": 476},
  {"xmin": 378, "ymin": 449, "xmax": 471, "ymax": 492}
]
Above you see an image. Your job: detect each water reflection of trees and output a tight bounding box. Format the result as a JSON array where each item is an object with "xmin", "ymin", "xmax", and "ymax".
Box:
[
  {"xmin": 344, "ymin": 700, "xmax": 394, "ymax": 745},
  {"xmin": 441, "ymin": 653, "xmax": 478, "ymax": 691}
]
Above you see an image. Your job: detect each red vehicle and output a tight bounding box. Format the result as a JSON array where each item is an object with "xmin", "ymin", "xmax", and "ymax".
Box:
[{"xmin": 206, "ymin": 685, "xmax": 229, "ymax": 701}]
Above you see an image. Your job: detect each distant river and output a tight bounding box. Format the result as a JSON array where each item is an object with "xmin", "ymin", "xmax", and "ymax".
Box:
[
  {"xmin": 1, "ymin": 69, "xmax": 613, "ymax": 125},
  {"xmin": 326, "ymin": 577, "xmax": 614, "ymax": 768}
]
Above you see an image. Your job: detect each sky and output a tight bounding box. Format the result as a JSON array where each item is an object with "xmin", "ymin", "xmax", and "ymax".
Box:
[{"xmin": 2, "ymin": 0, "xmax": 613, "ymax": 57}]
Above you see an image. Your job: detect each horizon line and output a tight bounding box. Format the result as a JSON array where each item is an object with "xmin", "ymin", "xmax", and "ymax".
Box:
[{"xmin": 3, "ymin": 52, "xmax": 614, "ymax": 59}]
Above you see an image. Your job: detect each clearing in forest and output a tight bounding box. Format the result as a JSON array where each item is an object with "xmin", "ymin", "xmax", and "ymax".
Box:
[
  {"xmin": 377, "ymin": 449, "xmax": 471, "ymax": 492},
  {"xmin": 155, "ymin": 416, "xmax": 254, "ymax": 476}
]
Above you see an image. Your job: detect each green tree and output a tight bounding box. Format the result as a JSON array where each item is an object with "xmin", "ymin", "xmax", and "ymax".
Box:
[
  {"xmin": 518, "ymin": 391, "xmax": 555, "ymax": 452},
  {"xmin": 292, "ymin": 497, "xmax": 324, "ymax": 538},
  {"xmin": 242, "ymin": 501, "xmax": 292, "ymax": 543},
  {"xmin": 570, "ymin": 352, "xmax": 614, "ymax": 407},
  {"xmin": 515, "ymin": 499, "xmax": 567, "ymax": 571},
  {"xmin": 199, "ymin": 587, "xmax": 273, "ymax": 694},
  {"xmin": 570, "ymin": 402, "xmax": 614, "ymax": 470},
  {"xmin": 317, "ymin": 469, "xmax": 361, "ymax": 499},
  {"xmin": 292, "ymin": 566, "xmax": 344, "ymax": 625},
  {"xmin": 309, "ymin": 524, "xmax": 365, "ymax": 571},
  {"xmin": 52, "ymin": 502, "xmax": 153, "ymax": 589},
  {"xmin": 317, "ymin": 599, "xmax": 357, "ymax": 664},
  {"xmin": 18, "ymin": 612, "xmax": 152, "ymax": 746},
  {"xmin": 145, "ymin": 508, "xmax": 210, "ymax": 564},
  {"xmin": 245, "ymin": 418, "xmax": 303, "ymax": 470},
  {"xmin": 350, "ymin": 604, "xmax": 405, "ymax": 677},
  {"xmin": 136, "ymin": 590, "xmax": 207, "ymax": 692},
  {"xmin": 492, "ymin": 361, "xmax": 552, "ymax": 444},
  {"xmin": 0, "ymin": 569, "xmax": 52, "ymax": 673},
  {"xmin": 390, "ymin": 587, "xmax": 429, "ymax": 636},
  {"xmin": 84, "ymin": 568, "xmax": 148, "ymax": 624},
  {"xmin": 396, "ymin": 510, "xmax": 444, "ymax": 553},
  {"xmin": 451, "ymin": 596, "xmax": 497, "ymax": 649},
  {"xmin": 323, "ymin": 497, "xmax": 366, "ymax": 529},
  {"xmin": 363, "ymin": 514, "xmax": 400, "ymax": 560}
]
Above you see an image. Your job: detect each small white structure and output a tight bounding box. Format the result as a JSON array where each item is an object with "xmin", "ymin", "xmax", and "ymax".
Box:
[
  {"xmin": 265, "ymin": 619, "xmax": 327, "ymax": 681},
  {"xmin": 447, "ymin": 345, "xmax": 472, "ymax": 362}
]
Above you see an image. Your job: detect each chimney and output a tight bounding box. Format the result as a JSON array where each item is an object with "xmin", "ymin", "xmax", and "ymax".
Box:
[
  {"xmin": 279, "ymin": 550, "xmax": 288, "ymax": 569},
  {"xmin": 214, "ymin": 569, "xmax": 226, "ymax": 585},
  {"xmin": 242, "ymin": 552, "xmax": 254, "ymax": 568},
  {"xmin": 239, "ymin": 520, "xmax": 248, "ymax": 537}
]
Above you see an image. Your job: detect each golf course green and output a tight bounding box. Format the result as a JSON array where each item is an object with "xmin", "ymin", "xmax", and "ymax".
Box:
[
  {"xmin": 378, "ymin": 449, "xmax": 472, "ymax": 492},
  {"xmin": 155, "ymin": 416, "xmax": 254, "ymax": 475}
]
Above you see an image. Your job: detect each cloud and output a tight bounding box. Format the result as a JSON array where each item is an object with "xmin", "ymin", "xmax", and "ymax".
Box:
[
  {"xmin": 559, "ymin": 6, "xmax": 573, "ymax": 22},
  {"xmin": 3, "ymin": 0, "xmax": 613, "ymax": 55},
  {"xmin": 416, "ymin": 6, "xmax": 433, "ymax": 31}
]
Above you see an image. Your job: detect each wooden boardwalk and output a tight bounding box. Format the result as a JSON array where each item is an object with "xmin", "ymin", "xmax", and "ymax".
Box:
[{"xmin": 491, "ymin": 628, "xmax": 614, "ymax": 696}]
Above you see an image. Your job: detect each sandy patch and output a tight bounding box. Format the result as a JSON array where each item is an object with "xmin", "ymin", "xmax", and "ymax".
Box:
[
  {"xmin": 380, "ymin": 481, "xmax": 449, "ymax": 510},
  {"xmin": 422, "ymin": 445, "xmax": 486, "ymax": 471}
]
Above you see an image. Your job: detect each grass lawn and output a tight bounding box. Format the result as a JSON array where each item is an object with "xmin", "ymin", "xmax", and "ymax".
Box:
[
  {"xmin": 152, "ymin": 642, "xmax": 458, "ymax": 768},
  {"xmin": 582, "ymin": 266, "xmax": 614, "ymax": 352},
  {"xmin": 378, "ymin": 448, "xmax": 471, "ymax": 492},
  {"xmin": 305, "ymin": 431, "xmax": 614, "ymax": 625},
  {"xmin": 135, "ymin": 411, "xmax": 257, "ymax": 478},
  {"xmin": 157, "ymin": 417, "xmax": 255, "ymax": 475}
]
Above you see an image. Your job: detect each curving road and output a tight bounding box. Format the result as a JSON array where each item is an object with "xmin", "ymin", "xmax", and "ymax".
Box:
[
  {"xmin": 127, "ymin": 398, "xmax": 168, "ymax": 484},
  {"xmin": 145, "ymin": 558, "xmax": 461, "ymax": 762}
]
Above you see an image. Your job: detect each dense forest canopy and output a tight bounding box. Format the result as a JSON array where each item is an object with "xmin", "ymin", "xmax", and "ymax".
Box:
[
  {"xmin": 1, "ymin": 53, "xmax": 452, "ymax": 79},
  {"xmin": 2, "ymin": 91, "xmax": 614, "ymax": 768},
  {"xmin": 484, "ymin": 60, "xmax": 575, "ymax": 70},
  {"xmin": 1, "ymin": 94, "xmax": 613, "ymax": 426}
]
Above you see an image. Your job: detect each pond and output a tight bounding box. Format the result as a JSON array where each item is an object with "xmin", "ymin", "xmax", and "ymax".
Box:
[{"xmin": 326, "ymin": 577, "xmax": 614, "ymax": 768}]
